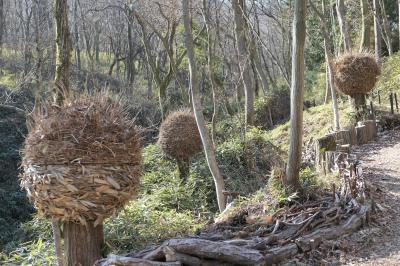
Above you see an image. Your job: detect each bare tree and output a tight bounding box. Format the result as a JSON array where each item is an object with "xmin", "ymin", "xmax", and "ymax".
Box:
[
  {"xmin": 0, "ymin": 0, "xmax": 4, "ymax": 55},
  {"xmin": 285, "ymin": 0, "xmax": 306, "ymax": 190},
  {"xmin": 232, "ymin": 0, "xmax": 254, "ymax": 126},
  {"xmin": 336, "ymin": 0, "xmax": 351, "ymax": 52},
  {"xmin": 54, "ymin": 0, "xmax": 72, "ymax": 104},
  {"xmin": 360, "ymin": 0, "xmax": 371, "ymax": 51},
  {"xmin": 182, "ymin": 0, "xmax": 226, "ymax": 212},
  {"xmin": 373, "ymin": 0, "xmax": 382, "ymax": 64}
]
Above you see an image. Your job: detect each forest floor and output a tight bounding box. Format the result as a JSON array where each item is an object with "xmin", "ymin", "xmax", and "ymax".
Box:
[{"xmin": 336, "ymin": 129, "xmax": 400, "ymax": 265}]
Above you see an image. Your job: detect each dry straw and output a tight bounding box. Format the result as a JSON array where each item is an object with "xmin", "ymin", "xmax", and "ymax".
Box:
[
  {"xmin": 20, "ymin": 93, "xmax": 142, "ymax": 226},
  {"xmin": 158, "ymin": 110, "xmax": 202, "ymax": 160},
  {"xmin": 332, "ymin": 52, "xmax": 381, "ymax": 96}
]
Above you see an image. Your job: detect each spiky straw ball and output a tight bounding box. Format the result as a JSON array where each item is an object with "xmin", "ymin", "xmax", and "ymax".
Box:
[
  {"xmin": 20, "ymin": 93, "xmax": 142, "ymax": 226},
  {"xmin": 332, "ymin": 53, "xmax": 381, "ymax": 96},
  {"xmin": 158, "ymin": 111, "xmax": 202, "ymax": 161}
]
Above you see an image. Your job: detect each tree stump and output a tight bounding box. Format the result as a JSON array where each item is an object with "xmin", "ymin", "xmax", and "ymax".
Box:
[
  {"xmin": 355, "ymin": 125, "xmax": 368, "ymax": 145},
  {"xmin": 363, "ymin": 120, "xmax": 377, "ymax": 141},
  {"xmin": 334, "ymin": 130, "xmax": 352, "ymax": 146},
  {"xmin": 64, "ymin": 222, "xmax": 104, "ymax": 266},
  {"xmin": 315, "ymin": 134, "xmax": 336, "ymax": 174}
]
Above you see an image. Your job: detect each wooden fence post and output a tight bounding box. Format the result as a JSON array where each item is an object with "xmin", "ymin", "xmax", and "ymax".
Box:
[{"xmin": 390, "ymin": 93, "xmax": 394, "ymax": 114}]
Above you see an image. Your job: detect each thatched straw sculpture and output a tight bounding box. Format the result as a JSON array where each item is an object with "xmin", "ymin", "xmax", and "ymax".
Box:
[
  {"xmin": 20, "ymin": 94, "xmax": 142, "ymax": 226},
  {"xmin": 158, "ymin": 110, "xmax": 202, "ymax": 180},
  {"xmin": 332, "ymin": 53, "xmax": 381, "ymax": 109}
]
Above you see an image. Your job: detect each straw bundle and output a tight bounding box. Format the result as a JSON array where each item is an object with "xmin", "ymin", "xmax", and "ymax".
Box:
[
  {"xmin": 332, "ymin": 53, "xmax": 381, "ymax": 96},
  {"xmin": 20, "ymin": 94, "xmax": 142, "ymax": 225},
  {"xmin": 158, "ymin": 110, "xmax": 202, "ymax": 160}
]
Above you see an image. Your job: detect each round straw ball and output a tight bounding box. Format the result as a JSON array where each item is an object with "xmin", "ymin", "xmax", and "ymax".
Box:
[
  {"xmin": 332, "ymin": 53, "xmax": 381, "ymax": 96},
  {"xmin": 158, "ymin": 111, "xmax": 202, "ymax": 160},
  {"xmin": 20, "ymin": 95, "xmax": 142, "ymax": 225}
]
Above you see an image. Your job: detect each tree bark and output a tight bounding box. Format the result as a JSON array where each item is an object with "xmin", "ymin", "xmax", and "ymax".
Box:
[
  {"xmin": 336, "ymin": 0, "xmax": 351, "ymax": 52},
  {"xmin": 73, "ymin": 0, "xmax": 81, "ymax": 70},
  {"xmin": 379, "ymin": 0, "xmax": 393, "ymax": 55},
  {"xmin": 373, "ymin": 0, "xmax": 382, "ymax": 64},
  {"xmin": 0, "ymin": 0, "xmax": 4, "ymax": 55},
  {"xmin": 54, "ymin": 0, "xmax": 72, "ymax": 105},
  {"xmin": 285, "ymin": 0, "xmax": 307, "ymax": 190},
  {"xmin": 64, "ymin": 222, "xmax": 104, "ymax": 266},
  {"xmin": 232, "ymin": 0, "xmax": 254, "ymax": 126},
  {"xmin": 182, "ymin": 0, "xmax": 226, "ymax": 211},
  {"xmin": 360, "ymin": 0, "xmax": 371, "ymax": 51}
]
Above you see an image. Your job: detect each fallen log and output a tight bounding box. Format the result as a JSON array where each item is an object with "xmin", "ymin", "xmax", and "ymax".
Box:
[
  {"xmin": 165, "ymin": 238, "xmax": 265, "ymax": 266},
  {"xmin": 95, "ymin": 255, "xmax": 181, "ymax": 266}
]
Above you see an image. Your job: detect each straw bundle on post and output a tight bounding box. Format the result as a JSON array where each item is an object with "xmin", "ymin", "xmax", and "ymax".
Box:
[
  {"xmin": 332, "ymin": 53, "xmax": 381, "ymax": 96},
  {"xmin": 332, "ymin": 53, "xmax": 381, "ymax": 110},
  {"xmin": 20, "ymin": 93, "xmax": 142, "ymax": 266},
  {"xmin": 158, "ymin": 110, "xmax": 202, "ymax": 180}
]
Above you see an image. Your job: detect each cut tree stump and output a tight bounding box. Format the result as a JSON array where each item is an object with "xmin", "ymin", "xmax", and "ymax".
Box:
[
  {"xmin": 315, "ymin": 133, "xmax": 336, "ymax": 172},
  {"xmin": 334, "ymin": 130, "xmax": 352, "ymax": 146},
  {"xmin": 355, "ymin": 125, "xmax": 368, "ymax": 145},
  {"xmin": 363, "ymin": 120, "xmax": 377, "ymax": 141},
  {"xmin": 64, "ymin": 222, "xmax": 104, "ymax": 266}
]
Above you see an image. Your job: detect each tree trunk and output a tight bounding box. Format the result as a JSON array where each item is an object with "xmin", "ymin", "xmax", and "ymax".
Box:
[
  {"xmin": 285, "ymin": 0, "xmax": 307, "ymax": 191},
  {"xmin": 336, "ymin": 0, "xmax": 351, "ymax": 52},
  {"xmin": 359, "ymin": 0, "xmax": 371, "ymax": 51},
  {"xmin": 64, "ymin": 222, "xmax": 104, "ymax": 266},
  {"xmin": 73, "ymin": 0, "xmax": 81, "ymax": 70},
  {"xmin": 379, "ymin": 0, "xmax": 393, "ymax": 55},
  {"xmin": 54, "ymin": 0, "xmax": 72, "ymax": 105},
  {"xmin": 182, "ymin": 0, "xmax": 226, "ymax": 212},
  {"xmin": 0, "ymin": 0, "xmax": 4, "ymax": 56},
  {"xmin": 373, "ymin": 0, "xmax": 382, "ymax": 64},
  {"xmin": 232, "ymin": 0, "xmax": 254, "ymax": 126},
  {"xmin": 33, "ymin": 0, "xmax": 44, "ymax": 92}
]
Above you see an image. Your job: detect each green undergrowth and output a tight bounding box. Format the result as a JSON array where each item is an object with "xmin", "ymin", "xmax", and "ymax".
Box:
[{"xmin": 266, "ymin": 103, "xmax": 354, "ymax": 152}]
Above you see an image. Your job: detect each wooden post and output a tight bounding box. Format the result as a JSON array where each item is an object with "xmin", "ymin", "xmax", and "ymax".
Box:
[
  {"xmin": 370, "ymin": 100, "xmax": 375, "ymax": 120},
  {"xmin": 390, "ymin": 93, "xmax": 394, "ymax": 114},
  {"xmin": 395, "ymin": 93, "xmax": 399, "ymax": 112},
  {"xmin": 64, "ymin": 222, "xmax": 104, "ymax": 266},
  {"xmin": 334, "ymin": 130, "xmax": 352, "ymax": 146},
  {"xmin": 378, "ymin": 91, "xmax": 381, "ymax": 104}
]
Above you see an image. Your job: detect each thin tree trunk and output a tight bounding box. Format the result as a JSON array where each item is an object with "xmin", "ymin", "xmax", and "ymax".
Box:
[
  {"xmin": 33, "ymin": 0, "xmax": 43, "ymax": 92},
  {"xmin": 399, "ymin": 0, "xmax": 400, "ymax": 48},
  {"xmin": 232, "ymin": 0, "xmax": 254, "ymax": 126},
  {"xmin": 360, "ymin": 0, "xmax": 371, "ymax": 51},
  {"xmin": 285, "ymin": 0, "xmax": 307, "ymax": 190},
  {"xmin": 54, "ymin": 0, "xmax": 72, "ymax": 104},
  {"xmin": 379, "ymin": 0, "xmax": 393, "ymax": 55},
  {"xmin": 73, "ymin": 0, "xmax": 81, "ymax": 70},
  {"xmin": 336, "ymin": 0, "xmax": 351, "ymax": 52},
  {"xmin": 182, "ymin": 0, "xmax": 226, "ymax": 212},
  {"xmin": 373, "ymin": 0, "xmax": 382, "ymax": 64},
  {"xmin": 0, "ymin": 0, "xmax": 4, "ymax": 55}
]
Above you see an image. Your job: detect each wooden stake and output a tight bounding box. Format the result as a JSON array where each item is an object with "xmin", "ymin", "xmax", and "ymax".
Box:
[
  {"xmin": 395, "ymin": 93, "xmax": 399, "ymax": 112},
  {"xmin": 390, "ymin": 93, "xmax": 394, "ymax": 114},
  {"xmin": 64, "ymin": 222, "xmax": 104, "ymax": 266},
  {"xmin": 378, "ymin": 91, "xmax": 381, "ymax": 104}
]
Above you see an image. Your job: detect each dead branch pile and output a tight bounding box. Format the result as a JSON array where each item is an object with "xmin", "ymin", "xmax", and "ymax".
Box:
[
  {"xmin": 332, "ymin": 53, "xmax": 380, "ymax": 96},
  {"xmin": 96, "ymin": 157, "xmax": 375, "ymax": 266},
  {"xmin": 158, "ymin": 110, "xmax": 202, "ymax": 161},
  {"xmin": 20, "ymin": 93, "xmax": 142, "ymax": 225}
]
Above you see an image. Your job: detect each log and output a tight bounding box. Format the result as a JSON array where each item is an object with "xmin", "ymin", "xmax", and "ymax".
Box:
[
  {"xmin": 163, "ymin": 247, "xmax": 202, "ymax": 266},
  {"xmin": 347, "ymin": 126, "xmax": 358, "ymax": 146},
  {"xmin": 164, "ymin": 238, "xmax": 265, "ymax": 265},
  {"xmin": 355, "ymin": 125, "xmax": 368, "ymax": 145},
  {"xmin": 64, "ymin": 222, "xmax": 104, "ymax": 266},
  {"xmin": 95, "ymin": 255, "xmax": 181, "ymax": 266},
  {"xmin": 264, "ymin": 244, "xmax": 298, "ymax": 266}
]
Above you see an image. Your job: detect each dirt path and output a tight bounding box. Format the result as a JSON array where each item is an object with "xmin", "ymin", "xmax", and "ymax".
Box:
[{"xmin": 342, "ymin": 130, "xmax": 400, "ymax": 265}]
